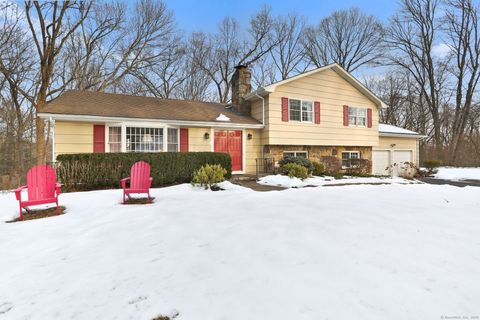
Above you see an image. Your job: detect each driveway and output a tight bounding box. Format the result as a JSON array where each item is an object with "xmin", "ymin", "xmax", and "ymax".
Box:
[{"xmin": 419, "ymin": 177, "xmax": 480, "ymax": 187}]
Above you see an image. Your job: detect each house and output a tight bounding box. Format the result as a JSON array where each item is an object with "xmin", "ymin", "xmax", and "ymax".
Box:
[{"xmin": 38, "ymin": 63, "xmax": 422, "ymax": 176}]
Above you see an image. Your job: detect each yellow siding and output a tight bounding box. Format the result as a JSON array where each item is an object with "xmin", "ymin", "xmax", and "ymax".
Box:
[
  {"xmin": 245, "ymin": 129, "xmax": 263, "ymax": 174},
  {"xmin": 267, "ymin": 68, "xmax": 379, "ymax": 146},
  {"xmin": 188, "ymin": 127, "xmax": 211, "ymax": 152},
  {"xmin": 375, "ymin": 136, "xmax": 420, "ymax": 164},
  {"xmin": 55, "ymin": 121, "xmax": 93, "ymax": 158}
]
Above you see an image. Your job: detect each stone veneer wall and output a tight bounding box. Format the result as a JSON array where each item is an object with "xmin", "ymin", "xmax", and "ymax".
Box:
[{"xmin": 264, "ymin": 145, "xmax": 372, "ymax": 163}]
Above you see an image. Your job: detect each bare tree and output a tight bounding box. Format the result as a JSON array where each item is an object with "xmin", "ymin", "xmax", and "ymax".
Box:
[
  {"xmin": 23, "ymin": 0, "xmax": 92, "ymax": 164},
  {"xmin": 444, "ymin": 0, "xmax": 480, "ymax": 164},
  {"xmin": 192, "ymin": 7, "xmax": 276, "ymax": 102},
  {"xmin": 60, "ymin": 0, "xmax": 177, "ymax": 93},
  {"xmin": 386, "ymin": 0, "xmax": 448, "ymax": 158},
  {"xmin": 303, "ymin": 8, "xmax": 384, "ymax": 72},
  {"xmin": 0, "ymin": 2, "xmax": 38, "ymax": 174},
  {"xmin": 270, "ymin": 14, "xmax": 307, "ymax": 80}
]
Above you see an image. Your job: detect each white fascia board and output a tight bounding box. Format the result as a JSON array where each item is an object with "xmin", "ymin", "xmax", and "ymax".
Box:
[
  {"xmin": 379, "ymin": 132, "xmax": 425, "ymax": 139},
  {"xmin": 37, "ymin": 113, "xmax": 265, "ymax": 129}
]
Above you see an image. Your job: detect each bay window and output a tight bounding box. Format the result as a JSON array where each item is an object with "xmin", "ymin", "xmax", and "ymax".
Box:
[
  {"xmin": 126, "ymin": 127, "xmax": 163, "ymax": 152},
  {"xmin": 107, "ymin": 125, "xmax": 180, "ymax": 153}
]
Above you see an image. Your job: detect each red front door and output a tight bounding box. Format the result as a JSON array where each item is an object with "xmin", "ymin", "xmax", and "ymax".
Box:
[{"xmin": 214, "ymin": 130, "xmax": 243, "ymax": 171}]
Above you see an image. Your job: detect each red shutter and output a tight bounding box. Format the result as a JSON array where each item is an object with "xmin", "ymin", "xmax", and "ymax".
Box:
[
  {"xmin": 93, "ymin": 125, "xmax": 105, "ymax": 153},
  {"xmin": 367, "ymin": 108, "xmax": 373, "ymax": 128},
  {"xmin": 180, "ymin": 128, "xmax": 189, "ymax": 152},
  {"xmin": 343, "ymin": 105, "xmax": 349, "ymax": 126},
  {"xmin": 314, "ymin": 101, "xmax": 320, "ymax": 124},
  {"xmin": 281, "ymin": 97, "xmax": 289, "ymax": 122}
]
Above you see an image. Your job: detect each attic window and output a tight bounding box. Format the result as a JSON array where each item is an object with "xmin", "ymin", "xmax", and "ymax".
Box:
[{"xmin": 216, "ymin": 113, "xmax": 231, "ymax": 122}]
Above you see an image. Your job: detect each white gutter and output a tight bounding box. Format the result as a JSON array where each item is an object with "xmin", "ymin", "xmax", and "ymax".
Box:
[
  {"xmin": 37, "ymin": 113, "xmax": 265, "ymax": 129},
  {"xmin": 379, "ymin": 132, "xmax": 425, "ymax": 138},
  {"xmin": 254, "ymin": 92, "xmax": 265, "ymax": 125}
]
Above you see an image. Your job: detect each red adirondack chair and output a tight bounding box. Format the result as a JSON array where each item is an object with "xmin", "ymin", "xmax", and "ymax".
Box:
[
  {"xmin": 121, "ymin": 161, "xmax": 153, "ymax": 204},
  {"xmin": 14, "ymin": 165, "xmax": 61, "ymax": 220}
]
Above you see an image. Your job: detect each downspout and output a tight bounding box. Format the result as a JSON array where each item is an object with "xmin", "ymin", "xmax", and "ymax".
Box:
[
  {"xmin": 254, "ymin": 92, "xmax": 265, "ymax": 125},
  {"xmin": 50, "ymin": 117, "xmax": 55, "ymax": 164}
]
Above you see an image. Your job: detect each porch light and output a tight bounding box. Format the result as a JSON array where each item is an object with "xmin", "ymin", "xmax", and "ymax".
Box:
[
  {"xmin": 247, "ymin": 133, "xmax": 253, "ymax": 140},
  {"xmin": 204, "ymin": 132, "xmax": 210, "ymax": 140}
]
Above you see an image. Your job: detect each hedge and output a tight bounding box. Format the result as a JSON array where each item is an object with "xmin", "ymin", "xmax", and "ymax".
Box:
[{"xmin": 56, "ymin": 152, "xmax": 232, "ymax": 191}]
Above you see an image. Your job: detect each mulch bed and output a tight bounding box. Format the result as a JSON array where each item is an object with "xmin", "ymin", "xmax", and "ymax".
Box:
[
  {"xmin": 123, "ymin": 197, "xmax": 155, "ymax": 205},
  {"xmin": 6, "ymin": 206, "xmax": 66, "ymax": 223}
]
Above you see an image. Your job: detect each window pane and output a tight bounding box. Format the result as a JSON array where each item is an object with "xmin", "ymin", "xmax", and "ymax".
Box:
[
  {"xmin": 289, "ymin": 99, "xmax": 301, "ymax": 121},
  {"xmin": 302, "ymin": 111, "xmax": 313, "ymax": 122},
  {"xmin": 296, "ymin": 152, "xmax": 307, "ymax": 158},
  {"xmin": 302, "ymin": 101, "xmax": 312, "ymax": 111},
  {"xmin": 351, "ymin": 152, "xmax": 360, "ymax": 159},
  {"xmin": 167, "ymin": 128, "xmax": 178, "ymax": 152}
]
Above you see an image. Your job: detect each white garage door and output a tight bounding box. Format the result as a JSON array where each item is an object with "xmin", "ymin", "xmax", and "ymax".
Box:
[
  {"xmin": 392, "ymin": 150, "xmax": 413, "ymax": 177},
  {"xmin": 372, "ymin": 150, "xmax": 390, "ymax": 176},
  {"xmin": 393, "ymin": 150, "xmax": 412, "ymax": 164}
]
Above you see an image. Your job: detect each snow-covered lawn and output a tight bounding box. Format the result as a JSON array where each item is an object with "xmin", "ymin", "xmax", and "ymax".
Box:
[
  {"xmin": 1, "ymin": 182, "xmax": 479, "ymax": 319},
  {"xmin": 258, "ymin": 174, "xmax": 414, "ymax": 188},
  {"xmin": 435, "ymin": 166, "xmax": 480, "ymax": 181}
]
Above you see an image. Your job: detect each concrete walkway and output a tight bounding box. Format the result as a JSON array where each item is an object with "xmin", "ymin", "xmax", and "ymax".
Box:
[
  {"xmin": 232, "ymin": 179, "xmax": 286, "ymax": 192},
  {"xmin": 419, "ymin": 177, "xmax": 480, "ymax": 188}
]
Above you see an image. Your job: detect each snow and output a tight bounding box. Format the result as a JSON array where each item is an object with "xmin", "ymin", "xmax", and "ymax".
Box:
[
  {"xmin": 1, "ymin": 182, "xmax": 480, "ymax": 319},
  {"xmin": 379, "ymin": 123, "xmax": 420, "ymax": 136},
  {"xmin": 215, "ymin": 113, "xmax": 230, "ymax": 122},
  {"xmin": 435, "ymin": 167, "xmax": 480, "ymax": 181},
  {"xmin": 258, "ymin": 174, "xmax": 412, "ymax": 188}
]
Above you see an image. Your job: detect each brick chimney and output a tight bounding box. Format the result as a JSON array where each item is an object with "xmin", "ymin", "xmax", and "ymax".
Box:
[{"xmin": 231, "ymin": 65, "xmax": 252, "ymax": 115}]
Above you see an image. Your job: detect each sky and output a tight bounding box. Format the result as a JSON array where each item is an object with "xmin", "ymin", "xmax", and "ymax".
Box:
[{"xmin": 160, "ymin": 0, "xmax": 398, "ymax": 33}]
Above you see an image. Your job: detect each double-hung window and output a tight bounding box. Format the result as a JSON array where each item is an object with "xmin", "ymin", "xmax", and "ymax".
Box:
[
  {"xmin": 342, "ymin": 151, "xmax": 360, "ymax": 168},
  {"xmin": 108, "ymin": 127, "xmax": 122, "ymax": 152},
  {"xmin": 167, "ymin": 128, "xmax": 179, "ymax": 152},
  {"xmin": 289, "ymin": 99, "xmax": 313, "ymax": 123},
  {"xmin": 348, "ymin": 107, "xmax": 367, "ymax": 127}
]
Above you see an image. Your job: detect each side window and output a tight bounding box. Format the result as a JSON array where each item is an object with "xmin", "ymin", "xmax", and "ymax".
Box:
[{"xmin": 289, "ymin": 99, "xmax": 301, "ymax": 121}]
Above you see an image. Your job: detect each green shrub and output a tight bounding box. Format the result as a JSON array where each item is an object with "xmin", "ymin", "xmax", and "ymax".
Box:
[
  {"xmin": 320, "ymin": 156, "xmax": 342, "ymax": 175},
  {"xmin": 192, "ymin": 164, "xmax": 227, "ymax": 190},
  {"xmin": 56, "ymin": 152, "xmax": 232, "ymax": 191},
  {"xmin": 278, "ymin": 156, "xmax": 314, "ymax": 173},
  {"xmin": 282, "ymin": 163, "xmax": 308, "ymax": 179},
  {"xmin": 423, "ymin": 159, "xmax": 442, "ymax": 169},
  {"xmin": 312, "ymin": 161, "xmax": 325, "ymax": 176},
  {"xmin": 345, "ymin": 158, "xmax": 372, "ymax": 176}
]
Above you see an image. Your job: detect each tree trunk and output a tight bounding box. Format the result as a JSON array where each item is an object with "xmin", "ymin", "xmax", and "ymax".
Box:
[{"xmin": 35, "ymin": 97, "xmax": 46, "ymax": 164}]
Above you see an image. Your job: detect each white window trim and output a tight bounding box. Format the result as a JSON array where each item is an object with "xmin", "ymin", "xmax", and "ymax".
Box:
[
  {"xmin": 348, "ymin": 107, "xmax": 367, "ymax": 127},
  {"xmin": 106, "ymin": 122, "xmax": 180, "ymax": 153},
  {"xmin": 288, "ymin": 98, "xmax": 314, "ymax": 123},
  {"xmin": 283, "ymin": 151, "xmax": 308, "ymax": 158},
  {"xmin": 341, "ymin": 151, "xmax": 361, "ymax": 169}
]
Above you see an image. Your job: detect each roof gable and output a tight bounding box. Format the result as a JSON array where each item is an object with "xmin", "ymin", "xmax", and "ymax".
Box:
[{"xmin": 245, "ymin": 63, "xmax": 386, "ymax": 109}]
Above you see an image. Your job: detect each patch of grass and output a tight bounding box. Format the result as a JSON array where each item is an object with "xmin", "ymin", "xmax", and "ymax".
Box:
[
  {"xmin": 152, "ymin": 317, "xmax": 170, "ymax": 320},
  {"xmin": 123, "ymin": 197, "xmax": 155, "ymax": 205},
  {"xmin": 6, "ymin": 206, "xmax": 66, "ymax": 223}
]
